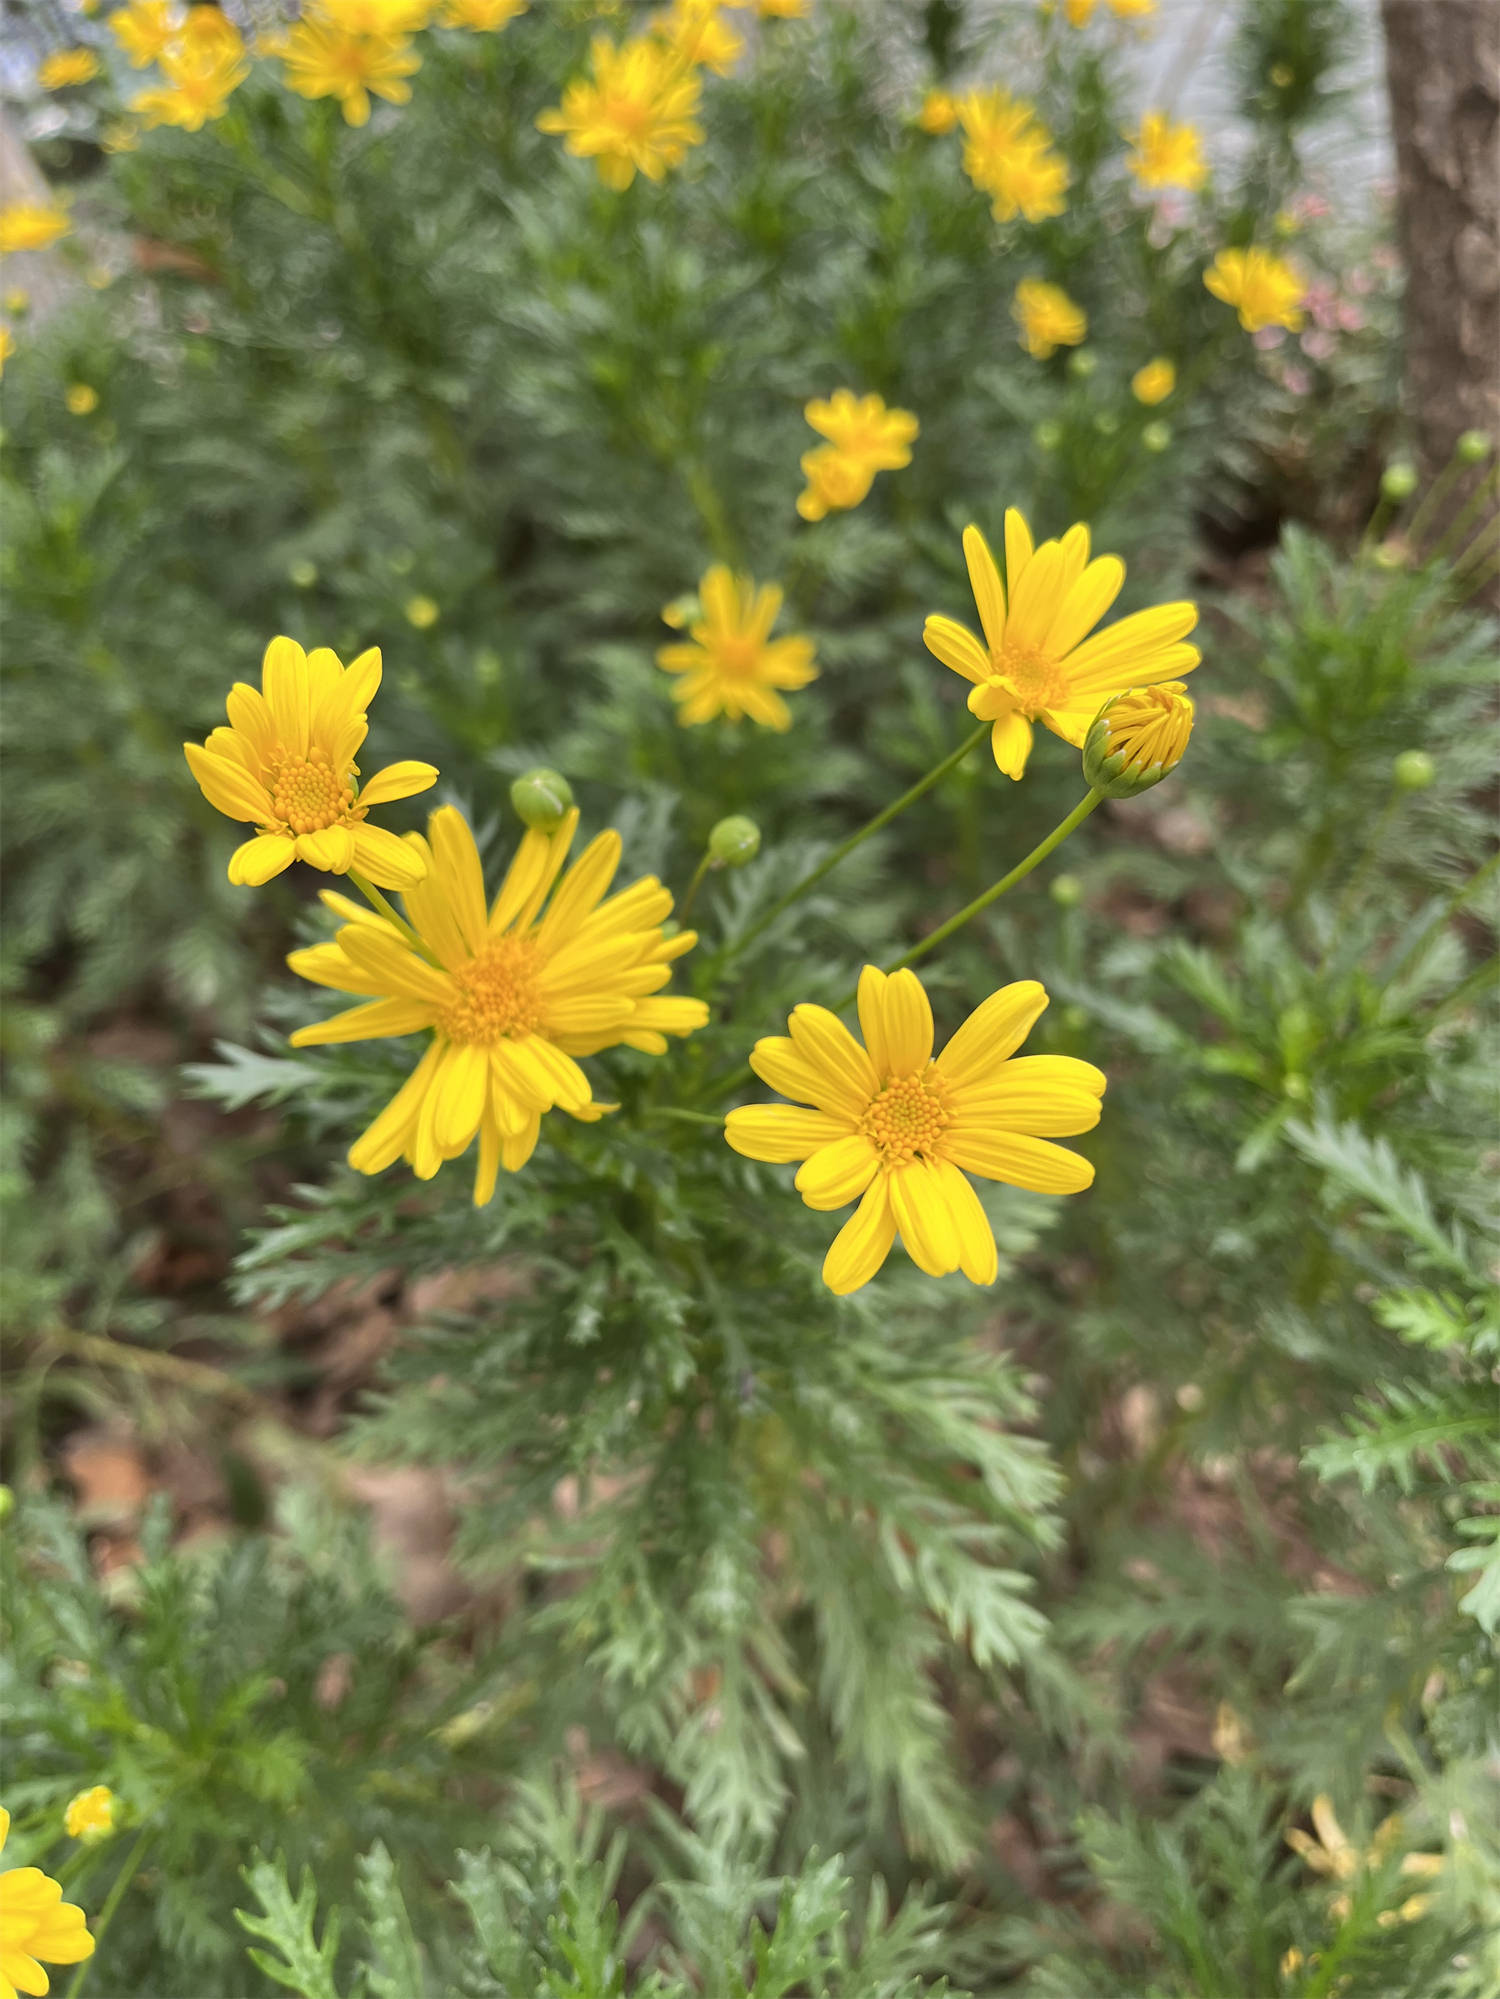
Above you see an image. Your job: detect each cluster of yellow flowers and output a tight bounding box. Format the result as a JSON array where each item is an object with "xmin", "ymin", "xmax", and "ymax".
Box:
[{"xmin": 104, "ymin": 1, "xmax": 249, "ymax": 133}]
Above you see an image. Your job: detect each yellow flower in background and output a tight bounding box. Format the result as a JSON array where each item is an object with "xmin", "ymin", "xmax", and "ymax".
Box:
[
  {"xmin": 65, "ymin": 383, "xmax": 99, "ymax": 415},
  {"xmin": 1131, "ymin": 356, "xmax": 1175, "ymax": 404},
  {"xmin": 102, "ymin": 119, "xmax": 140, "ymax": 150},
  {"xmin": 439, "ymin": 0, "xmax": 526, "ymax": 26},
  {"xmin": 923, "ymin": 510, "xmax": 1200, "ymax": 778},
  {"xmin": 916, "ymin": 87, "xmax": 958, "ymax": 133},
  {"xmin": 315, "ymin": 0, "xmax": 433, "ymax": 33},
  {"xmin": 0, "ymin": 329, "xmax": 14, "ymax": 378},
  {"xmin": 1012, "ymin": 277, "xmax": 1086, "ymax": 358},
  {"xmin": 133, "ymin": 42, "xmax": 249, "ymax": 128},
  {"xmin": 4, "ymin": 288, "xmax": 28, "ymax": 313},
  {"xmin": 289, "ymin": 805, "xmax": 709, "ymax": 1197},
  {"xmin": 650, "ymin": 0, "xmax": 742, "ymax": 73},
  {"xmin": 404, "ymin": 594, "xmax": 440, "ymax": 628},
  {"xmin": 63, "ymin": 1789, "xmax": 115, "ymax": 1843},
  {"xmin": 727, "ymin": 967, "xmax": 1104, "ymax": 1295},
  {"xmin": 38, "ymin": 48, "xmax": 102, "ymax": 89},
  {"xmin": 796, "ymin": 446, "xmax": 875, "ymax": 521},
  {"xmin": 109, "ymin": 0, "xmax": 182, "ymax": 66},
  {"xmin": 1204, "ymin": 246, "xmax": 1306, "ymax": 332},
  {"xmin": 795, "ymin": 388, "xmax": 918, "ymax": 521},
  {"xmin": 184, "ymin": 637, "xmax": 439, "ymax": 887},
  {"xmin": 178, "ymin": 3, "xmax": 245, "ymax": 52},
  {"xmin": 727, "ymin": 0, "xmax": 808, "ymax": 15},
  {"xmin": 958, "ymin": 89, "xmax": 1068, "ymax": 222},
  {"xmin": 537, "ymin": 34, "xmax": 704, "ymax": 191},
  {"xmin": 281, "ymin": 18, "xmax": 421, "ymax": 125},
  {"xmin": 1127, "ymin": 110, "xmax": 1208, "ymax": 190},
  {"xmin": 657, "ymin": 564, "xmax": 817, "ymax": 728},
  {"xmin": 0, "ymin": 203, "xmax": 70, "ymax": 254},
  {"xmin": 0, "ymin": 1808, "xmax": 96, "ymax": 1996},
  {"xmin": 1068, "ymin": 0, "xmax": 1155, "ymax": 19}
]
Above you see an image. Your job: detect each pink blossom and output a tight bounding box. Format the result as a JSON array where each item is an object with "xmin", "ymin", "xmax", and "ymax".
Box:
[
  {"xmin": 1300, "ymin": 328, "xmax": 1337, "ymax": 361},
  {"xmin": 1346, "ymin": 267, "xmax": 1372, "ymax": 295},
  {"xmin": 1253, "ymin": 326, "xmax": 1287, "ymax": 350},
  {"xmin": 1336, "ymin": 300, "xmax": 1364, "ymax": 332},
  {"xmin": 1282, "ymin": 364, "xmax": 1313, "ymax": 395}
]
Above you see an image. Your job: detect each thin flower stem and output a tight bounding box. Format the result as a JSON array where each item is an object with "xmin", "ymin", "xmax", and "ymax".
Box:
[
  {"xmin": 65, "ymin": 1827, "xmax": 152, "ymax": 1999},
  {"xmin": 720, "ymin": 720, "xmax": 991, "ymax": 966},
  {"xmin": 348, "ymin": 872, "xmax": 426, "ymax": 951},
  {"xmin": 1405, "ymin": 440, "xmax": 1484, "ymax": 554},
  {"xmin": 1429, "ymin": 468, "xmax": 1498, "ymax": 568},
  {"xmin": 676, "ymin": 851, "xmax": 714, "ymax": 925},
  {"xmin": 645, "ymin": 1105, "xmax": 724, "ymax": 1127}
]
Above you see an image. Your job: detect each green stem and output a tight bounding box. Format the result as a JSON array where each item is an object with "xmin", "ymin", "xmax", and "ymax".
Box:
[
  {"xmin": 721, "ymin": 721, "xmax": 990, "ymax": 966},
  {"xmin": 676, "ymin": 851, "xmax": 714, "ymax": 925},
  {"xmin": 1385, "ymin": 849, "xmax": 1500, "ymax": 982},
  {"xmin": 348, "ymin": 871, "xmax": 425, "ymax": 950},
  {"xmin": 882, "ymin": 790, "xmax": 1104, "ymax": 977},
  {"xmin": 645, "ymin": 1105, "xmax": 724, "ymax": 1127},
  {"xmin": 66, "ymin": 1827, "xmax": 152, "ymax": 1998},
  {"xmin": 1428, "ymin": 467, "xmax": 1498, "ymax": 567}
]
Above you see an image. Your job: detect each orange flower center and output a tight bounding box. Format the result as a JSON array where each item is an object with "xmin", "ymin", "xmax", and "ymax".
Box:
[
  {"xmin": 993, "ymin": 638, "xmax": 1068, "ymax": 715},
  {"xmin": 860, "ymin": 1067, "xmax": 951, "ymax": 1166},
  {"xmin": 268, "ymin": 750, "xmax": 357, "ymax": 835},
  {"xmin": 441, "ymin": 935, "xmax": 542, "ymax": 1045},
  {"xmin": 711, "ymin": 634, "xmax": 764, "ymax": 679}
]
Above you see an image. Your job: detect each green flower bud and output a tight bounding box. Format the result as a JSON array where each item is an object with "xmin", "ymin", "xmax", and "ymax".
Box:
[
  {"xmin": 1082, "ymin": 683, "xmax": 1195, "ymax": 798},
  {"xmin": 1033, "ymin": 419, "xmax": 1063, "ymax": 452},
  {"xmin": 1094, "ymin": 411, "xmax": 1120, "ymax": 437},
  {"xmin": 510, "ymin": 767, "xmax": 574, "ymax": 831},
  {"xmin": 1050, "ymin": 873, "xmax": 1083, "ymax": 908},
  {"xmin": 0, "ymin": 1484, "xmax": 13, "ymax": 1523},
  {"xmin": 289, "ymin": 558, "xmax": 318, "ymax": 589},
  {"xmin": 1457, "ymin": 429, "xmax": 1492, "ymax": 465},
  {"xmin": 1061, "ymin": 1004, "xmax": 1089, "ymax": 1034},
  {"xmin": 1392, "ymin": 750, "xmax": 1435, "ymax": 792},
  {"xmin": 708, "ymin": 814, "xmax": 761, "ymax": 867},
  {"xmin": 1067, "ymin": 348, "xmax": 1098, "ymax": 380},
  {"xmin": 1380, "ymin": 461, "xmax": 1418, "ymax": 503},
  {"xmin": 1142, "ymin": 420, "xmax": 1172, "ymax": 453}
]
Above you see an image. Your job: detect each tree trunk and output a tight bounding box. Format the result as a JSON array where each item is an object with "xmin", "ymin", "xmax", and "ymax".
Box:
[{"xmin": 1380, "ymin": 0, "xmax": 1499, "ymax": 600}]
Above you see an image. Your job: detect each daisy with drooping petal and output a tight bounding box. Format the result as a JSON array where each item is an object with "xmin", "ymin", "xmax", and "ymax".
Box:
[
  {"xmin": 1204, "ymin": 246, "xmax": 1305, "ymax": 332},
  {"xmin": 38, "ymin": 49, "xmax": 102, "ymax": 89},
  {"xmin": 184, "ymin": 637, "xmax": 438, "ymax": 887},
  {"xmin": 280, "ymin": 18, "xmax": 421, "ymax": 125},
  {"xmin": 1012, "ymin": 277, "xmax": 1087, "ymax": 358},
  {"xmin": 1127, "ymin": 110, "xmax": 1208, "ymax": 191},
  {"xmin": 536, "ymin": 34, "xmax": 704, "ymax": 191},
  {"xmin": 795, "ymin": 389, "xmax": 919, "ymax": 521},
  {"xmin": 657, "ymin": 565, "xmax": 817, "ymax": 728},
  {"xmin": 726, "ymin": 967, "xmax": 1104, "ymax": 1295},
  {"xmin": 288, "ymin": 805, "xmax": 709, "ymax": 1198},
  {"xmin": 0, "ymin": 204, "xmax": 70, "ymax": 254},
  {"xmin": 0, "ymin": 1807, "xmax": 96, "ymax": 1998},
  {"xmin": 958, "ymin": 89, "xmax": 1068, "ymax": 223},
  {"xmin": 923, "ymin": 510, "xmax": 1200, "ymax": 779}
]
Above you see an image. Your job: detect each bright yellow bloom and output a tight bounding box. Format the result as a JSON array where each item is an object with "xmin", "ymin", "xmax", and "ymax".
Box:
[
  {"xmin": 65, "ymin": 383, "xmax": 98, "ymax": 415},
  {"xmin": 796, "ymin": 446, "xmax": 874, "ymax": 521},
  {"xmin": 0, "ymin": 1808, "xmax": 96, "ymax": 1998},
  {"xmin": 795, "ymin": 389, "xmax": 918, "ymax": 520},
  {"xmin": 132, "ymin": 42, "xmax": 248, "ymax": 128},
  {"xmin": 1083, "ymin": 681, "xmax": 1194, "ymax": 795},
  {"xmin": 178, "ymin": 4, "xmax": 245, "ymax": 52},
  {"xmin": 1012, "ymin": 277, "xmax": 1087, "ymax": 358},
  {"xmin": 916, "ymin": 87, "xmax": 958, "ymax": 134},
  {"xmin": 537, "ymin": 34, "xmax": 704, "ymax": 191},
  {"xmin": 38, "ymin": 49, "xmax": 102, "ymax": 89},
  {"xmin": 0, "ymin": 329, "xmax": 14, "ymax": 378},
  {"xmin": 63, "ymin": 1790, "xmax": 115, "ymax": 1843},
  {"xmin": 923, "ymin": 511, "xmax": 1200, "ymax": 779},
  {"xmin": 313, "ymin": 0, "xmax": 433, "ymax": 34},
  {"xmin": 1127, "ymin": 110, "xmax": 1208, "ymax": 191},
  {"xmin": 1131, "ymin": 356, "xmax": 1175, "ymax": 404},
  {"xmin": 0, "ymin": 203, "xmax": 70, "ymax": 254},
  {"xmin": 727, "ymin": 967, "xmax": 1104, "ymax": 1295},
  {"xmin": 281, "ymin": 20, "xmax": 420, "ymax": 124},
  {"xmin": 650, "ymin": 0, "xmax": 742, "ymax": 73},
  {"xmin": 1066, "ymin": 0, "xmax": 1156, "ymax": 19},
  {"xmin": 958, "ymin": 89, "xmax": 1068, "ymax": 222},
  {"xmin": 184, "ymin": 636, "xmax": 438, "ymax": 888},
  {"xmin": 288, "ymin": 805, "xmax": 709, "ymax": 1197},
  {"xmin": 439, "ymin": 0, "xmax": 526, "ymax": 27},
  {"xmin": 1204, "ymin": 246, "xmax": 1305, "ymax": 332},
  {"xmin": 657, "ymin": 564, "xmax": 817, "ymax": 728},
  {"xmin": 110, "ymin": 0, "xmax": 182, "ymax": 66}
]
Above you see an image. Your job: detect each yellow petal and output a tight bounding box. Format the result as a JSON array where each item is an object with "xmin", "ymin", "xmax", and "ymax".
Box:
[
  {"xmin": 260, "ymin": 635, "xmax": 310, "ymax": 756},
  {"xmin": 432, "ymin": 1040, "xmax": 488, "ymax": 1152},
  {"xmin": 185, "ymin": 742, "xmax": 269, "ymax": 823},
  {"xmin": 227, "ymin": 833, "xmax": 295, "ymax": 885},
  {"xmin": 990, "ymin": 710, "xmax": 1033, "ymax": 779},
  {"xmin": 962, "ymin": 523, "xmax": 1007, "ymax": 653},
  {"xmin": 932, "ymin": 1158, "xmax": 998, "ymax": 1284},
  {"xmin": 357, "ymin": 761, "xmax": 439, "ymax": 808},
  {"xmin": 1003, "ymin": 507, "xmax": 1034, "ymax": 590},
  {"xmin": 856, "ymin": 965, "xmax": 890, "ymax": 1075},
  {"xmin": 295, "ymin": 825, "xmax": 356, "ymax": 873},
  {"xmin": 350, "ymin": 824, "xmax": 429, "ymax": 889},
  {"xmin": 942, "ymin": 1128, "xmax": 1094, "ymax": 1193},
  {"xmin": 822, "ymin": 1176, "xmax": 897, "ymax": 1295},
  {"xmin": 428, "ymin": 805, "xmax": 490, "ymax": 954},
  {"xmin": 725, "ymin": 1104, "xmax": 851, "ymax": 1162},
  {"xmin": 348, "ymin": 1041, "xmax": 443, "ymax": 1174},
  {"xmin": 889, "ymin": 1159, "xmax": 961, "ymax": 1275},
  {"xmin": 922, "ymin": 614, "xmax": 991, "ymax": 684},
  {"xmin": 290, "ymin": 997, "xmax": 432, "ymax": 1045},
  {"xmin": 794, "ymin": 1133, "xmax": 879, "ymax": 1210},
  {"xmin": 880, "ymin": 968, "xmax": 934, "ymax": 1077},
  {"xmin": 786, "ymin": 1004, "xmax": 879, "ymax": 1104},
  {"xmin": 338, "ymin": 924, "xmax": 454, "ymax": 1007},
  {"xmin": 1046, "ymin": 555, "xmax": 1124, "ymax": 658},
  {"xmin": 936, "ymin": 981, "xmax": 1048, "ymax": 1087}
]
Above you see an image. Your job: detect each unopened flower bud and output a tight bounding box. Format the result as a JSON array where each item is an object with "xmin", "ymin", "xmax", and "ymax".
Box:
[
  {"xmin": 1067, "ymin": 348, "xmax": 1098, "ymax": 380},
  {"xmin": 708, "ymin": 814, "xmax": 760, "ymax": 867},
  {"xmin": 1050, "ymin": 873, "xmax": 1083, "ymax": 908},
  {"xmin": 0, "ymin": 1483, "xmax": 13, "ymax": 1522},
  {"xmin": 64, "ymin": 1786, "xmax": 116, "ymax": 1843},
  {"xmin": 1033, "ymin": 419, "xmax": 1063, "ymax": 452},
  {"xmin": 1083, "ymin": 682, "xmax": 1195, "ymax": 798},
  {"xmin": 1142, "ymin": 420, "xmax": 1172, "ymax": 453},
  {"xmin": 1457, "ymin": 429, "xmax": 1492, "ymax": 465},
  {"xmin": 404, "ymin": 594, "xmax": 439, "ymax": 629},
  {"xmin": 1392, "ymin": 750, "xmax": 1435, "ymax": 792},
  {"xmin": 1380, "ymin": 461, "xmax": 1418, "ymax": 503},
  {"xmin": 510, "ymin": 767, "xmax": 573, "ymax": 831},
  {"xmin": 289, "ymin": 558, "xmax": 318, "ymax": 588},
  {"xmin": 1094, "ymin": 411, "xmax": 1120, "ymax": 437}
]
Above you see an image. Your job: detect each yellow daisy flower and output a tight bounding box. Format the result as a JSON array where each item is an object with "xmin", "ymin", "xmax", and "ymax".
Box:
[
  {"xmin": 795, "ymin": 389, "xmax": 918, "ymax": 520},
  {"xmin": 650, "ymin": 0, "xmax": 742, "ymax": 73},
  {"xmin": 1126, "ymin": 110, "xmax": 1208, "ymax": 191},
  {"xmin": 0, "ymin": 203, "xmax": 70, "ymax": 255},
  {"xmin": 795, "ymin": 445, "xmax": 874, "ymax": 521},
  {"xmin": 1204, "ymin": 246, "xmax": 1306, "ymax": 332},
  {"xmin": 132, "ymin": 42, "xmax": 248, "ymax": 128},
  {"xmin": 922, "ymin": 510, "xmax": 1200, "ymax": 779},
  {"xmin": 281, "ymin": 20, "xmax": 420, "ymax": 125},
  {"xmin": 288, "ymin": 805, "xmax": 709, "ymax": 1199},
  {"xmin": 656, "ymin": 564, "xmax": 817, "ymax": 728},
  {"xmin": 958, "ymin": 88, "xmax": 1068, "ymax": 223},
  {"xmin": 0, "ymin": 329, "xmax": 14, "ymax": 378},
  {"xmin": 1131, "ymin": 356, "xmax": 1175, "ymax": 404},
  {"xmin": 184, "ymin": 636, "xmax": 438, "ymax": 887},
  {"xmin": 178, "ymin": 4, "xmax": 245, "ymax": 52},
  {"xmin": 38, "ymin": 49, "xmax": 102, "ymax": 89},
  {"xmin": 726, "ymin": 966, "xmax": 1104, "ymax": 1295},
  {"xmin": 63, "ymin": 1788, "xmax": 115, "ymax": 1842},
  {"xmin": 1012, "ymin": 276, "xmax": 1087, "ymax": 358},
  {"xmin": 0, "ymin": 1807, "xmax": 96, "ymax": 1997},
  {"xmin": 916, "ymin": 87, "xmax": 958, "ymax": 134},
  {"xmin": 439, "ymin": 0, "xmax": 526, "ymax": 27},
  {"xmin": 109, "ymin": 0, "xmax": 182, "ymax": 67},
  {"xmin": 536, "ymin": 34, "xmax": 704, "ymax": 191}
]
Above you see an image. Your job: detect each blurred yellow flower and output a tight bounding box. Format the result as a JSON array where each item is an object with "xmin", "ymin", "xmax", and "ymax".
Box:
[
  {"xmin": 923, "ymin": 510, "xmax": 1200, "ymax": 778},
  {"xmin": 795, "ymin": 388, "xmax": 918, "ymax": 521},
  {"xmin": 727, "ymin": 966, "xmax": 1104, "ymax": 1295},
  {"xmin": 315, "ymin": 0, "xmax": 433, "ymax": 32},
  {"xmin": 3, "ymin": 288, "xmax": 27, "ymax": 313},
  {"xmin": 657, "ymin": 563, "xmax": 817, "ymax": 728},
  {"xmin": 917, "ymin": 87, "xmax": 958, "ymax": 134},
  {"xmin": 650, "ymin": 0, "xmax": 741, "ymax": 72},
  {"xmin": 1066, "ymin": 0, "xmax": 1156, "ymax": 21},
  {"xmin": 184, "ymin": 636, "xmax": 438, "ymax": 887},
  {"xmin": 0, "ymin": 1808, "xmax": 96, "ymax": 1994},
  {"xmin": 439, "ymin": 0, "xmax": 526, "ymax": 26},
  {"xmin": 288, "ymin": 805, "xmax": 708, "ymax": 1198},
  {"xmin": 959, "ymin": 88, "xmax": 1068, "ymax": 222},
  {"xmin": 796, "ymin": 446, "xmax": 874, "ymax": 521},
  {"xmin": 1286, "ymin": 1797, "xmax": 1443, "ymax": 1928},
  {"xmin": 537, "ymin": 34, "xmax": 704, "ymax": 191},
  {"xmin": 1012, "ymin": 277, "xmax": 1086, "ymax": 358},
  {"xmin": 1127, "ymin": 110, "xmax": 1208, "ymax": 191},
  {"xmin": 404, "ymin": 593, "xmax": 440, "ymax": 628},
  {"xmin": 178, "ymin": 4, "xmax": 245, "ymax": 52},
  {"xmin": 1204, "ymin": 245, "xmax": 1305, "ymax": 331},
  {"xmin": 0, "ymin": 329, "xmax": 14, "ymax": 377},
  {"xmin": 726, "ymin": 0, "xmax": 808, "ymax": 15},
  {"xmin": 110, "ymin": 0, "xmax": 182, "ymax": 66},
  {"xmin": 133, "ymin": 42, "xmax": 249, "ymax": 128},
  {"xmin": 281, "ymin": 19, "xmax": 420, "ymax": 125},
  {"xmin": 38, "ymin": 48, "xmax": 102, "ymax": 89},
  {"xmin": 64, "ymin": 1789, "xmax": 116, "ymax": 1842},
  {"xmin": 65, "ymin": 383, "xmax": 99, "ymax": 415},
  {"xmin": 1131, "ymin": 357, "xmax": 1175, "ymax": 404},
  {"xmin": 0, "ymin": 202, "xmax": 70, "ymax": 254}
]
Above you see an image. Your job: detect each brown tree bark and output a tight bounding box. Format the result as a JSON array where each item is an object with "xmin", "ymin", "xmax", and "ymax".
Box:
[{"xmin": 1380, "ymin": 0, "xmax": 1499, "ymax": 598}]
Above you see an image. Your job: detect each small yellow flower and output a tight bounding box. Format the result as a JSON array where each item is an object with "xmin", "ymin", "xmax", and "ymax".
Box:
[
  {"xmin": 65, "ymin": 383, "xmax": 99, "ymax": 415},
  {"xmin": 656, "ymin": 564, "xmax": 817, "ymax": 728},
  {"xmin": 725, "ymin": 0, "xmax": 808, "ymax": 15},
  {"xmin": 0, "ymin": 328, "xmax": 14, "ymax": 378},
  {"xmin": 63, "ymin": 1789, "xmax": 115, "ymax": 1843},
  {"xmin": 281, "ymin": 19, "xmax": 420, "ymax": 125},
  {"xmin": 1279, "ymin": 1949, "xmax": 1304, "ymax": 1978},
  {"xmin": 916, "ymin": 87, "xmax": 958, "ymax": 135},
  {"xmin": 1083, "ymin": 682, "xmax": 1194, "ymax": 795},
  {"xmin": 439, "ymin": 0, "xmax": 526, "ymax": 26},
  {"xmin": 727, "ymin": 967, "xmax": 1105, "ymax": 1295},
  {"xmin": 795, "ymin": 388, "xmax": 918, "ymax": 521},
  {"xmin": 537, "ymin": 34, "xmax": 704, "ymax": 190},
  {"xmin": 1012, "ymin": 277, "xmax": 1087, "ymax": 358},
  {"xmin": 184, "ymin": 636, "xmax": 439, "ymax": 887},
  {"xmin": 0, "ymin": 202, "xmax": 70, "ymax": 255},
  {"xmin": 109, "ymin": 0, "xmax": 182, "ymax": 67},
  {"xmin": 132, "ymin": 42, "xmax": 249, "ymax": 128},
  {"xmin": 796, "ymin": 446, "xmax": 874, "ymax": 522},
  {"xmin": 404, "ymin": 593, "xmax": 439, "ymax": 629},
  {"xmin": 179, "ymin": 3, "xmax": 245, "ymax": 51},
  {"xmin": 38, "ymin": 48, "xmax": 103, "ymax": 89},
  {"xmin": 923, "ymin": 510, "xmax": 1200, "ymax": 779},
  {"xmin": 0, "ymin": 1808, "xmax": 96, "ymax": 1993},
  {"xmin": 958, "ymin": 88, "xmax": 1068, "ymax": 222},
  {"xmin": 1065, "ymin": 0, "xmax": 1156, "ymax": 22},
  {"xmin": 1131, "ymin": 357, "xmax": 1175, "ymax": 405},
  {"xmin": 288, "ymin": 805, "xmax": 708, "ymax": 1198},
  {"xmin": 1126, "ymin": 110, "xmax": 1207, "ymax": 191},
  {"xmin": 1204, "ymin": 246, "xmax": 1305, "ymax": 332},
  {"xmin": 649, "ymin": 0, "xmax": 742, "ymax": 73},
  {"xmin": 313, "ymin": 0, "xmax": 433, "ymax": 33}
]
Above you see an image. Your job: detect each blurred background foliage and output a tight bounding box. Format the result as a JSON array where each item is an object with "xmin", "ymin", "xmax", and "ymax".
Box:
[{"xmin": 1, "ymin": 0, "xmax": 1496, "ymax": 1993}]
